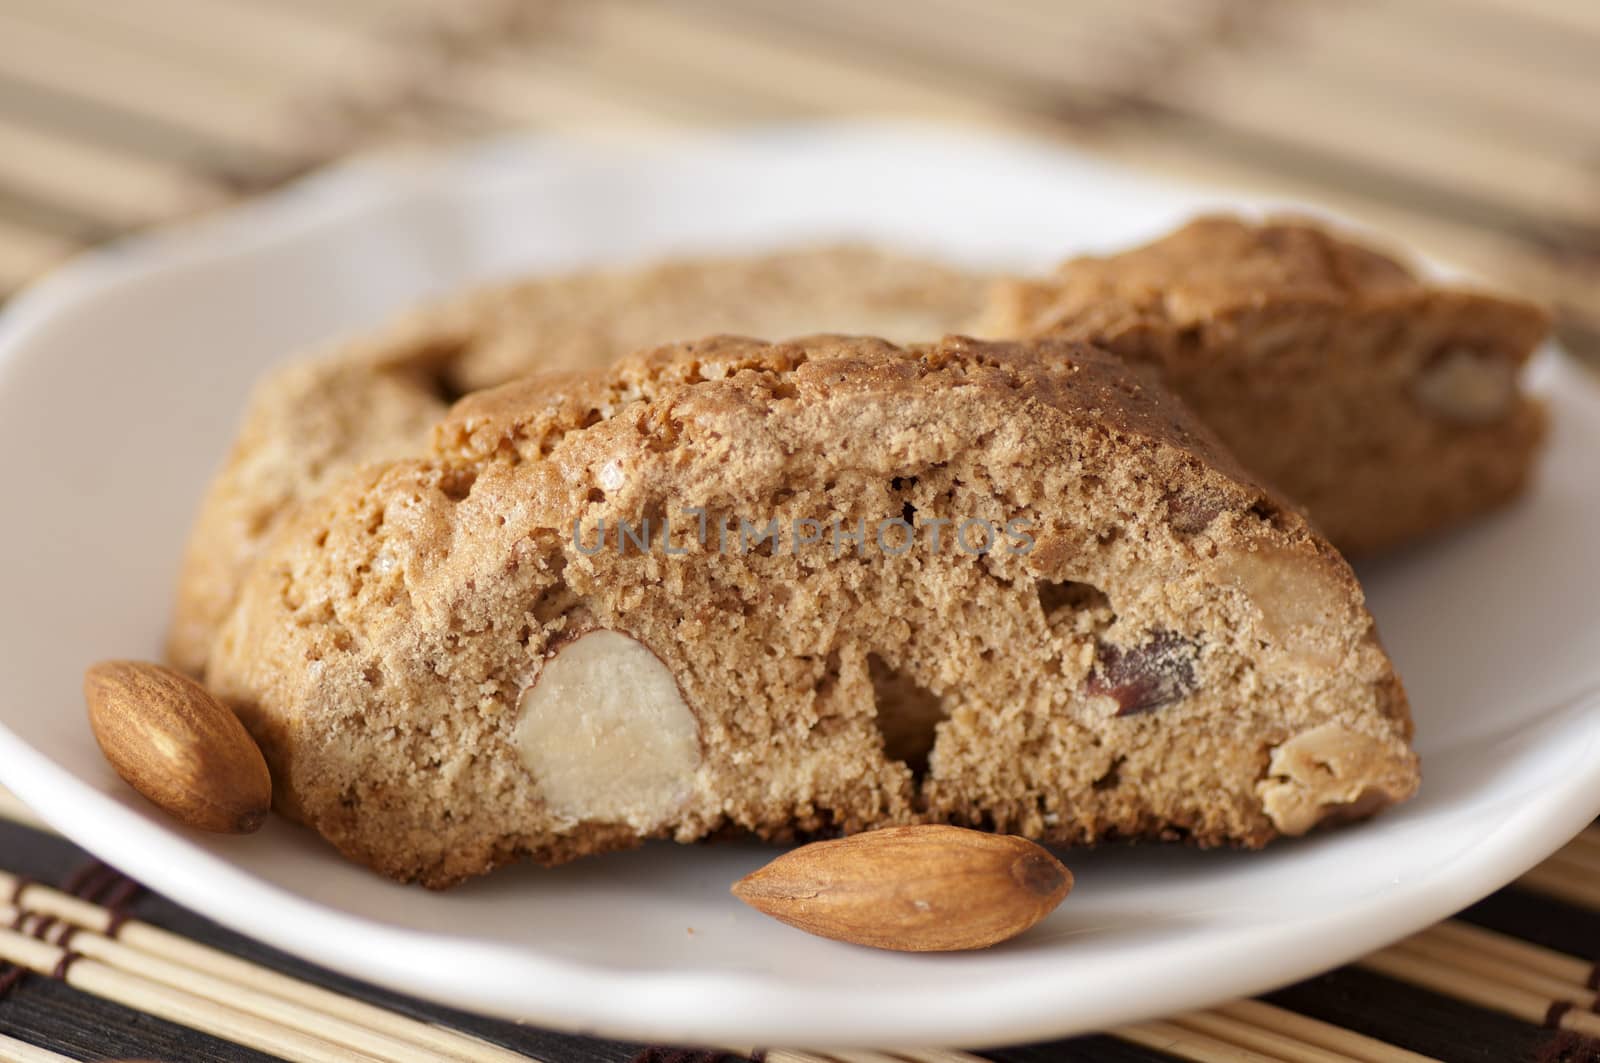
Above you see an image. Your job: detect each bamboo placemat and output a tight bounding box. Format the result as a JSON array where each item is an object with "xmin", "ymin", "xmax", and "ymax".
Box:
[
  {"xmin": 1, "ymin": 0, "xmax": 1598, "ymax": 362},
  {"xmin": 2, "ymin": 785, "xmax": 1599, "ymax": 1062},
  {"xmin": 3, "ymin": 2, "xmax": 1599, "ymax": 1060}
]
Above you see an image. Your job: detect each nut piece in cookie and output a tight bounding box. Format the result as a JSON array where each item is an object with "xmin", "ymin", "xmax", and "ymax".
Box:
[
  {"xmin": 206, "ymin": 334, "xmax": 1418, "ymax": 887},
  {"xmin": 515, "ymin": 629, "xmax": 701, "ymax": 833},
  {"xmin": 1411, "ymin": 345, "xmax": 1518, "ymax": 425},
  {"xmin": 1259, "ymin": 723, "xmax": 1411, "ymax": 833}
]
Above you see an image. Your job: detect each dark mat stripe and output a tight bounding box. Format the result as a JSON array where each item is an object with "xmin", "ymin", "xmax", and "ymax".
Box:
[
  {"xmin": 981, "ymin": 1034, "xmax": 1189, "ymax": 1061},
  {"xmin": 1263, "ymin": 966, "xmax": 1558, "ymax": 1063},
  {"xmin": 1458, "ymin": 888, "xmax": 1600, "ymax": 966},
  {"xmin": 0, "ymin": 975, "xmax": 284, "ymax": 1063}
]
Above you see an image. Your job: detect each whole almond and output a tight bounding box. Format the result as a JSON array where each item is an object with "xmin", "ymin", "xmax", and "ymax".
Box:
[
  {"xmin": 731, "ymin": 824, "xmax": 1072, "ymax": 951},
  {"xmin": 83, "ymin": 660, "xmax": 271, "ymax": 834}
]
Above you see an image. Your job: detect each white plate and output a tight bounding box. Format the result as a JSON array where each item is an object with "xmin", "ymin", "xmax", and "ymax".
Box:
[{"xmin": 1, "ymin": 123, "xmax": 1598, "ymax": 1049}]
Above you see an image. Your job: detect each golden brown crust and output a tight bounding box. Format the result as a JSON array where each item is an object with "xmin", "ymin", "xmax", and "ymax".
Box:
[
  {"xmin": 206, "ymin": 334, "xmax": 1415, "ymax": 887},
  {"xmin": 991, "ymin": 215, "xmax": 1546, "ymax": 346},
  {"xmin": 434, "ymin": 333, "xmax": 1254, "ymax": 485},
  {"xmin": 169, "ymin": 247, "xmax": 993, "ymax": 677},
  {"xmin": 984, "ymin": 216, "xmax": 1551, "ymax": 554}
]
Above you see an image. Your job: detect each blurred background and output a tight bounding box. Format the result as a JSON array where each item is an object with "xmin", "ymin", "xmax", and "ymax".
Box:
[{"xmin": 0, "ymin": 0, "xmax": 1595, "ymax": 356}]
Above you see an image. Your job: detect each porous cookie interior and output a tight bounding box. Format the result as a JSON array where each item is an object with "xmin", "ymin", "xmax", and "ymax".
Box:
[{"xmin": 207, "ymin": 335, "xmax": 1416, "ymax": 887}]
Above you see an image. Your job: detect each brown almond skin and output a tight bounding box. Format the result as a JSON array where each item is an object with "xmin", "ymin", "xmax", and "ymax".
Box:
[
  {"xmin": 731, "ymin": 824, "xmax": 1072, "ymax": 951},
  {"xmin": 84, "ymin": 660, "xmax": 271, "ymax": 834}
]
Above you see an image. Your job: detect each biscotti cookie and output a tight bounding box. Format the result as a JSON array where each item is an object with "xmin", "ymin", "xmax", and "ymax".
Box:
[
  {"xmin": 169, "ymin": 247, "xmax": 993, "ymax": 677},
  {"xmin": 984, "ymin": 216, "xmax": 1550, "ymax": 554},
  {"xmin": 205, "ymin": 334, "xmax": 1417, "ymax": 888}
]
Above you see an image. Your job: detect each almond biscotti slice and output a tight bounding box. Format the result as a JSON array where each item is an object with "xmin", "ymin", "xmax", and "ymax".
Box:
[
  {"xmin": 169, "ymin": 247, "xmax": 992, "ymax": 677},
  {"xmin": 206, "ymin": 335, "xmax": 1417, "ymax": 888},
  {"xmin": 985, "ymin": 215, "xmax": 1550, "ymax": 555}
]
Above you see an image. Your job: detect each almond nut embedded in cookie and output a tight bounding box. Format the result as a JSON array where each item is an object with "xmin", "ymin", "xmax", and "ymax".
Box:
[
  {"xmin": 1219, "ymin": 546, "xmax": 1352, "ymax": 668},
  {"xmin": 83, "ymin": 660, "xmax": 272, "ymax": 834},
  {"xmin": 1411, "ymin": 346, "xmax": 1517, "ymax": 425},
  {"xmin": 514, "ymin": 629, "xmax": 701, "ymax": 832},
  {"xmin": 1257, "ymin": 722, "xmax": 1404, "ymax": 834},
  {"xmin": 731, "ymin": 824, "xmax": 1073, "ymax": 952}
]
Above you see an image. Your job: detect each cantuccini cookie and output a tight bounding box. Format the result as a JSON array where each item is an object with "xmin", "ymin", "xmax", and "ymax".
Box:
[
  {"xmin": 984, "ymin": 216, "xmax": 1550, "ymax": 554},
  {"xmin": 205, "ymin": 335, "xmax": 1417, "ymax": 888},
  {"xmin": 169, "ymin": 247, "xmax": 993, "ymax": 677}
]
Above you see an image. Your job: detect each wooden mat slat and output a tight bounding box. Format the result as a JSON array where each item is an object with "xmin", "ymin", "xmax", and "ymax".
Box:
[
  {"xmin": 1369, "ymin": 0, "xmax": 1600, "ymax": 79},
  {"xmin": 1449, "ymin": 0, "xmax": 1600, "ymax": 36},
  {"xmin": 584, "ymin": 0, "xmax": 1023, "ymax": 117},
  {"xmin": 443, "ymin": 53, "xmax": 730, "ymax": 134},
  {"xmin": 450, "ymin": 4, "xmax": 992, "ymax": 129},
  {"xmin": 1084, "ymin": 103, "xmax": 1598, "ymax": 256},
  {"xmin": 737, "ymin": 0, "xmax": 1159, "ymax": 94},
  {"xmin": 1, "ymin": 0, "xmax": 417, "ymax": 104},
  {"xmin": 570, "ymin": 1, "xmax": 1008, "ymax": 119},
  {"xmin": 0, "ymin": 9, "xmax": 315, "ymax": 162},
  {"xmin": 489, "ymin": 39, "xmax": 800, "ymax": 126},
  {"xmin": 1274, "ymin": 9, "xmax": 1600, "ymax": 145},
  {"xmin": 1159, "ymin": 53, "xmax": 1600, "ymax": 224},
  {"xmin": 658, "ymin": 0, "xmax": 1058, "ymax": 112},
  {"xmin": 507, "ymin": 2, "xmax": 955, "ymax": 118},
  {"xmin": 0, "ymin": 71, "xmax": 295, "ymax": 203},
  {"xmin": 261, "ymin": 0, "xmax": 522, "ymax": 27},
  {"xmin": 440, "ymin": 0, "xmax": 1600, "ymax": 355},
  {"xmin": 0, "ymin": 111, "xmax": 219, "ymax": 231}
]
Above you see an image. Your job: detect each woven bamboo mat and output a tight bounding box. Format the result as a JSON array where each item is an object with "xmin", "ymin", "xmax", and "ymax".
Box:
[
  {"xmin": 3, "ymin": 785, "xmax": 1600, "ymax": 1062},
  {"xmin": 1, "ymin": 0, "xmax": 1599, "ymax": 361},
  {"xmin": 3, "ymin": 2, "xmax": 1600, "ymax": 1061}
]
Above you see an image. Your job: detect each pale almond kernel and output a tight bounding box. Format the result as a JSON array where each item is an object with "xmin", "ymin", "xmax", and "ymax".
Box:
[
  {"xmin": 1219, "ymin": 546, "xmax": 1351, "ymax": 668},
  {"xmin": 1411, "ymin": 346, "xmax": 1516, "ymax": 424},
  {"xmin": 1258, "ymin": 723, "xmax": 1405, "ymax": 834},
  {"xmin": 514, "ymin": 629, "xmax": 700, "ymax": 832}
]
